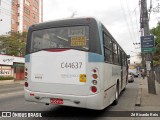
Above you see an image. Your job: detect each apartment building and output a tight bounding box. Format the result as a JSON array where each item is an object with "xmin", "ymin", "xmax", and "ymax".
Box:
[{"xmin": 0, "ymin": 0, "xmax": 43, "ymax": 35}]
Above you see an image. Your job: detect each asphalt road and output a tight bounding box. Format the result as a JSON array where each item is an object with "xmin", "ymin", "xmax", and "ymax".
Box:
[{"xmin": 0, "ymin": 78, "xmax": 140, "ymax": 120}]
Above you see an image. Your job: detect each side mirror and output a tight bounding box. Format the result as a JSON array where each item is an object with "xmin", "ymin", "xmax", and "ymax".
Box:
[
  {"xmin": 127, "ymin": 60, "xmax": 130, "ymax": 64},
  {"xmin": 127, "ymin": 55, "xmax": 130, "ymax": 58}
]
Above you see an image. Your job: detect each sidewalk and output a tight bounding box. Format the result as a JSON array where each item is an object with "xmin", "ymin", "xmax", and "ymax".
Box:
[
  {"xmin": 0, "ymin": 80, "xmax": 24, "ymax": 86},
  {"xmin": 135, "ymin": 77, "xmax": 160, "ymax": 119}
]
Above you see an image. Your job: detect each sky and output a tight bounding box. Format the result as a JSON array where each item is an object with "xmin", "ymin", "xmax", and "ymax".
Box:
[{"xmin": 43, "ymin": 0, "xmax": 160, "ymax": 63}]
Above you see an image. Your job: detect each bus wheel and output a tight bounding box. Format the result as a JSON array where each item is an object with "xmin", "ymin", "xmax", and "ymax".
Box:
[{"xmin": 113, "ymin": 84, "xmax": 119, "ymax": 105}]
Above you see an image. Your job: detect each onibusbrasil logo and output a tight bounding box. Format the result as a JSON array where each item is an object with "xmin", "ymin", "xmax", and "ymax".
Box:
[{"xmin": 1, "ymin": 112, "xmax": 42, "ymax": 118}]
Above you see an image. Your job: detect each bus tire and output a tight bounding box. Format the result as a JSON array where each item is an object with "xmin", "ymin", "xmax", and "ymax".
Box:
[{"xmin": 113, "ymin": 84, "xmax": 119, "ymax": 105}]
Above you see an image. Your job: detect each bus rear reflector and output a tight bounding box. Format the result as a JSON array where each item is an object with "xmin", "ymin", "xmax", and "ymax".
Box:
[
  {"xmin": 30, "ymin": 93, "xmax": 35, "ymax": 96},
  {"xmin": 91, "ymin": 86, "xmax": 97, "ymax": 93},
  {"xmin": 25, "ymin": 82, "xmax": 28, "ymax": 87},
  {"xmin": 79, "ymin": 74, "xmax": 86, "ymax": 82}
]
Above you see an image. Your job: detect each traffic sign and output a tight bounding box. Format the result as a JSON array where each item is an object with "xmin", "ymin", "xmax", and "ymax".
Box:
[
  {"xmin": 141, "ymin": 35, "xmax": 155, "ymax": 53},
  {"xmin": 141, "ymin": 48, "xmax": 156, "ymax": 53},
  {"xmin": 141, "ymin": 35, "xmax": 155, "ymax": 48}
]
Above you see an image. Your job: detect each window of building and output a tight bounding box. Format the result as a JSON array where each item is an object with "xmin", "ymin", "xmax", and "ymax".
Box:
[
  {"xmin": 24, "ymin": 16, "xmax": 30, "ymax": 22},
  {"xmin": 32, "ymin": 13, "xmax": 37, "ymax": 19},
  {"xmin": 33, "ymin": 0, "xmax": 38, "ymax": 6},
  {"xmin": 11, "ymin": 19, "xmax": 14, "ymax": 24},
  {"xmin": 24, "ymin": 7, "xmax": 30, "ymax": 15},
  {"xmin": 24, "ymin": 24, "xmax": 29, "ymax": 30},
  {"xmin": 12, "ymin": 11, "xmax": 15, "ymax": 15},
  {"xmin": 33, "ymin": 6, "xmax": 38, "ymax": 13},
  {"xmin": 12, "ymin": 0, "xmax": 15, "ymax": 6},
  {"xmin": 25, "ymin": 0, "xmax": 30, "ymax": 6}
]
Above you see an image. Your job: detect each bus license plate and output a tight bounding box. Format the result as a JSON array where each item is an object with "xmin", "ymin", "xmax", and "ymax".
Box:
[{"xmin": 50, "ymin": 98, "xmax": 63, "ymax": 104}]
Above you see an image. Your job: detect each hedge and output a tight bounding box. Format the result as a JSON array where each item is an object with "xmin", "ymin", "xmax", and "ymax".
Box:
[{"xmin": 0, "ymin": 76, "xmax": 14, "ymax": 80}]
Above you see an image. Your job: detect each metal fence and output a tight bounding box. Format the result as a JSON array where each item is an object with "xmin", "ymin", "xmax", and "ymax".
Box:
[{"xmin": 154, "ymin": 65, "xmax": 160, "ymax": 83}]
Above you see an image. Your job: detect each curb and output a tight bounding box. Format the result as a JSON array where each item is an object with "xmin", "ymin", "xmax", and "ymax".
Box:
[
  {"xmin": 135, "ymin": 88, "xmax": 142, "ymax": 106},
  {"xmin": 0, "ymin": 80, "xmax": 24, "ymax": 86}
]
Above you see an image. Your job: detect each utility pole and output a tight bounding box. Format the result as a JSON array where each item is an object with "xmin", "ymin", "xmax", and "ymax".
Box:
[{"xmin": 141, "ymin": 0, "xmax": 156, "ymax": 94}]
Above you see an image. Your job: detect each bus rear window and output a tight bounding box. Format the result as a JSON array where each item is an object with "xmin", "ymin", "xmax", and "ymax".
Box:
[{"xmin": 31, "ymin": 26, "xmax": 89, "ymax": 52}]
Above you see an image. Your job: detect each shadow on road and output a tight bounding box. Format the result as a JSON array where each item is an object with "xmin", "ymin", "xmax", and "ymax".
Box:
[{"xmin": 40, "ymin": 90, "xmax": 127, "ymax": 118}]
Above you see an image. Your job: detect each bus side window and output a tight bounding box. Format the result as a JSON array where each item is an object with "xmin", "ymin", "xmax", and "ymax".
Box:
[
  {"xmin": 117, "ymin": 47, "xmax": 120, "ymax": 65},
  {"xmin": 113, "ymin": 42, "xmax": 118, "ymax": 64},
  {"xmin": 122, "ymin": 52, "xmax": 126, "ymax": 66},
  {"xmin": 120, "ymin": 50, "xmax": 123, "ymax": 66},
  {"xmin": 103, "ymin": 32, "xmax": 113, "ymax": 63}
]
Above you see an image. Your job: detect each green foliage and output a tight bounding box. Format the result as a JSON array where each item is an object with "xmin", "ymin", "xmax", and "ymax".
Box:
[
  {"xmin": 150, "ymin": 22, "xmax": 160, "ymax": 65},
  {"xmin": 0, "ymin": 76, "xmax": 14, "ymax": 80},
  {"xmin": 150, "ymin": 22, "xmax": 160, "ymax": 53},
  {"xmin": 0, "ymin": 32, "xmax": 27, "ymax": 57}
]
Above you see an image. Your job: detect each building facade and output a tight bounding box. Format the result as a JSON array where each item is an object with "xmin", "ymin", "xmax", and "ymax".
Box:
[
  {"xmin": 0, "ymin": 0, "xmax": 43, "ymax": 35},
  {"xmin": 0, "ymin": 54, "xmax": 25, "ymax": 80}
]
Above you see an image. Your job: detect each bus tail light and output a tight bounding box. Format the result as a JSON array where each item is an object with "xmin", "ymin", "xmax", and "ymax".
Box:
[
  {"xmin": 92, "ymin": 80, "xmax": 97, "ymax": 85},
  {"xmin": 25, "ymin": 82, "xmax": 28, "ymax": 87},
  {"xmin": 25, "ymin": 67, "xmax": 28, "ymax": 76},
  {"xmin": 93, "ymin": 69, "xmax": 97, "ymax": 73},
  {"xmin": 91, "ymin": 86, "xmax": 97, "ymax": 93},
  {"xmin": 25, "ymin": 67, "xmax": 28, "ymax": 81},
  {"xmin": 92, "ymin": 74, "xmax": 98, "ymax": 79},
  {"xmin": 25, "ymin": 72, "xmax": 28, "ymax": 76}
]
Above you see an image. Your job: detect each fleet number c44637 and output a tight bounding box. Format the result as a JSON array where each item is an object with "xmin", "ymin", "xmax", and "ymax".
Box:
[{"xmin": 61, "ymin": 62, "xmax": 82, "ymax": 69}]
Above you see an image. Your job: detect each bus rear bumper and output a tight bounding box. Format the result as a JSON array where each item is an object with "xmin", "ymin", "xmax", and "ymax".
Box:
[{"xmin": 24, "ymin": 88, "xmax": 104, "ymax": 110}]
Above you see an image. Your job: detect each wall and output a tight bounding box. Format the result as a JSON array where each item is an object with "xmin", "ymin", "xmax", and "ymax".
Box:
[{"xmin": 0, "ymin": 54, "xmax": 25, "ymax": 80}]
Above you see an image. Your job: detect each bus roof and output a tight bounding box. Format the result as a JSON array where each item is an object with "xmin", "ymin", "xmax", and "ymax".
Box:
[{"xmin": 29, "ymin": 17, "xmax": 99, "ymax": 31}]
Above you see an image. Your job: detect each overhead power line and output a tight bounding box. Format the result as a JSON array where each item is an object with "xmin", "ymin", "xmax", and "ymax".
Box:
[
  {"xmin": 119, "ymin": 0, "xmax": 135, "ymax": 49},
  {"xmin": 133, "ymin": 0, "xmax": 140, "ymax": 40},
  {"xmin": 125, "ymin": 0, "xmax": 138, "ymax": 44}
]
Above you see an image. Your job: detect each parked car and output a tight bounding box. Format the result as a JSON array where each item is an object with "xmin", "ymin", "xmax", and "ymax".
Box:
[{"xmin": 128, "ymin": 73, "xmax": 134, "ymax": 82}]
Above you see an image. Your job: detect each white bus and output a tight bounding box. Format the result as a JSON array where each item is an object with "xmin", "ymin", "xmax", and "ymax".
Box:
[{"xmin": 24, "ymin": 18, "xmax": 128, "ymax": 110}]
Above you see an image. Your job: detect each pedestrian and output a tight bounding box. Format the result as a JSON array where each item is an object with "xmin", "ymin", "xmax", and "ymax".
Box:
[{"xmin": 140, "ymin": 69, "xmax": 145, "ymax": 79}]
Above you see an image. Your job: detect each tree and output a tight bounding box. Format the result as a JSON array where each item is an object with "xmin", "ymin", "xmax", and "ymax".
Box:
[
  {"xmin": 0, "ymin": 32, "xmax": 27, "ymax": 57},
  {"xmin": 150, "ymin": 22, "xmax": 160, "ymax": 65}
]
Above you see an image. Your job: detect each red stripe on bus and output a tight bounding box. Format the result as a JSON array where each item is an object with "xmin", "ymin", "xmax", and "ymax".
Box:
[{"xmin": 44, "ymin": 49, "xmax": 70, "ymax": 52}]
